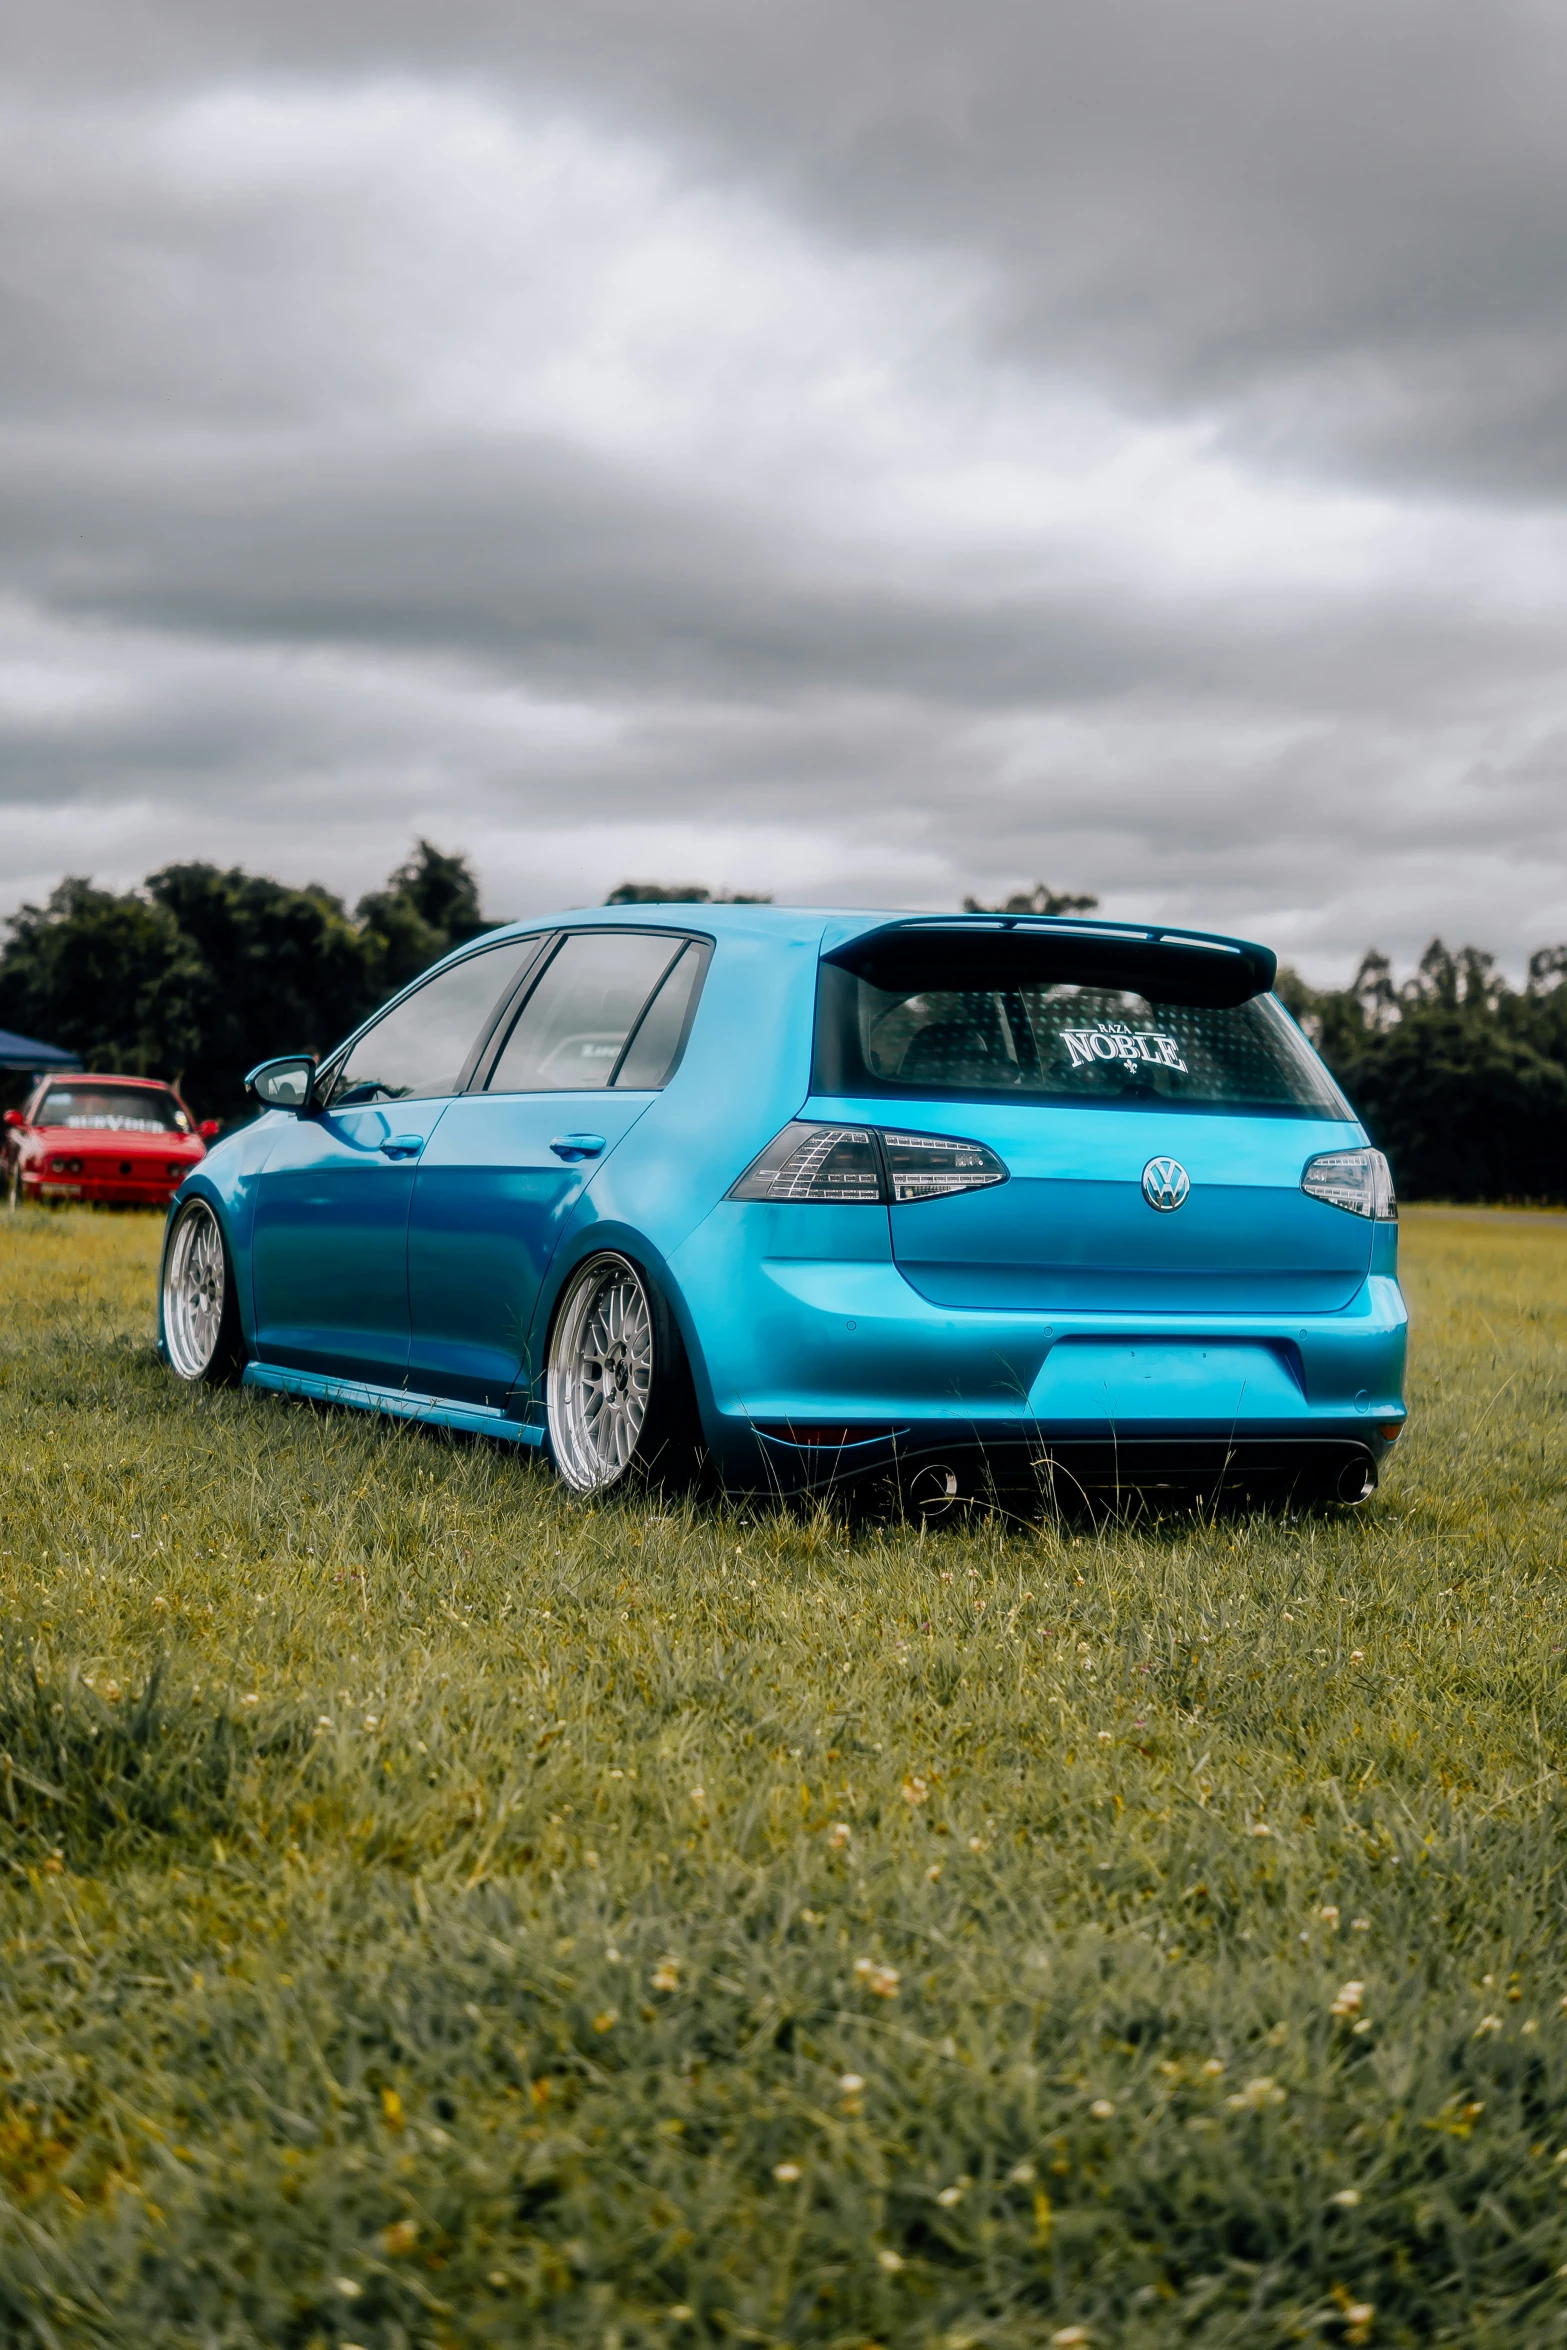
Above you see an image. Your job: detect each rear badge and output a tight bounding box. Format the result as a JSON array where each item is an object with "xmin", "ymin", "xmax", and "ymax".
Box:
[{"xmin": 1142, "ymin": 1156, "xmax": 1190, "ymax": 1211}]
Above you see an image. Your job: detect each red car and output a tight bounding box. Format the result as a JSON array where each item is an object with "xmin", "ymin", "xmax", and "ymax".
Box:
[{"xmin": 3, "ymin": 1075, "xmax": 218, "ymax": 1209}]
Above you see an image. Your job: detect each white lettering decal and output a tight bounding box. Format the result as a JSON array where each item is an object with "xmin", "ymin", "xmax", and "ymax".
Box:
[
  {"xmin": 1059, "ymin": 1026, "xmax": 1188, "ymax": 1076},
  {"xmin": 61, "ymin": 1115, "xmax": 168, "ymax": 1132}
]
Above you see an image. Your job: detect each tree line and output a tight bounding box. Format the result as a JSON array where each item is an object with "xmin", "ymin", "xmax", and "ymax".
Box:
[
  {"xmin": 0, "ymin": 844, "xmax": 489, "ymax": 1121},
  {"xmin": 1277, "ymin": 941, "xmax": 1567, "ymax": 1205},
  {"xmin": 2, "ymin": 857, "xmax": 1564, "ymax": 1199}
]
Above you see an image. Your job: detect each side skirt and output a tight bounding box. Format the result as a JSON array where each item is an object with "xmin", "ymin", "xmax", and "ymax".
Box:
[{"xmin": 242, "ymin": 1362, "xmax": 545, "ymax": 1447}]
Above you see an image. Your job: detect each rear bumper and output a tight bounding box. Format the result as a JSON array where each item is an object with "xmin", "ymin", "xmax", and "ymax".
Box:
[
  {"xmin": 747, "ymin": 1425, "xmax": 1390, "ymax": 1504},
  {"xmin": 669, "ymin": 1208, "xmax": 1408, "ymax": 1486}
]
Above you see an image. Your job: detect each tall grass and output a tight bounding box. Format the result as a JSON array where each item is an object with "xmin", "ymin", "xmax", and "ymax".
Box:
[{"xmin": 1, "ymin": 1206, "xmax": 1566, "ymax": 2346}]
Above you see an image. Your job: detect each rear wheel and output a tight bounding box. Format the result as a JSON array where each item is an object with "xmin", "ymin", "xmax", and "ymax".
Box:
[
  {"xmin": 162, "ymin": 1198, "xmax": 245, "ymax": 1385},
  {"xmin": 546, "ymin": 1251, "xmax": 700, "ymax": 1494}
]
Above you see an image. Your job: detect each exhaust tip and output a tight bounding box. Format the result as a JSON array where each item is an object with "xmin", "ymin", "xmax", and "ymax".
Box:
[
  {"xmin": 1335, "ymin": 1455, "xmax": 1378, "ymax": 1506},
  {"xmin": 908, "ymin": 1463, "xmax": 963, "ymax": 1517}
]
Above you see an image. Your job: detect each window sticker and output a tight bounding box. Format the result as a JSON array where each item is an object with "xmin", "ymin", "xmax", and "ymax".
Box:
[
  {"xmin": 58, "ymin": 1116, "xmax": 171, "ymax": 1132},
  {"xmin": 1060, "ymin": 1022, "xmax": 1188, "ymax": 1074}
]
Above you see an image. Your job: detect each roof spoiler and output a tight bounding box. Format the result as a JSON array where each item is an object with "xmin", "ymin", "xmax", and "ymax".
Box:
[{"xmin": 825, "ymin": 918, "xmax": 1277, "ymax": 1010}]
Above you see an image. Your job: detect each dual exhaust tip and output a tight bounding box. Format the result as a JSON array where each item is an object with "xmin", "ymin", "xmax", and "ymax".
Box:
[
  {"xmin": 907, "ymin": 1453, "xmax": 1380, "ymax": 1512},
  {"xmin": 756, "ymin": 1428, "xmax": 1381, "ymax": 1511}
]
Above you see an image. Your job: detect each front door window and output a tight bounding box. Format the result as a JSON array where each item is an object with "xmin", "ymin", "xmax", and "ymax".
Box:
[{"xmin": 326, "ymin": 937, "xmax": 542, "ymax": 1107}]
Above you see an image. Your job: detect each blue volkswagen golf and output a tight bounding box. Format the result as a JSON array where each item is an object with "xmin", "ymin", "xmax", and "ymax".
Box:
[{"xmin": 159, "ymin": 906, "xmax": 1406, "ymax": 1506}]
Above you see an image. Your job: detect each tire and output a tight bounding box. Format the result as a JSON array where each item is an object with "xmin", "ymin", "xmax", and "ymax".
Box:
[
  {"xmin": 545, "ymin": 1251, "xmax": 701, "ymax": 1495},
  {"xmin": 161, "ymin": 1197, "xmax": 246, "ymax": 1385}
]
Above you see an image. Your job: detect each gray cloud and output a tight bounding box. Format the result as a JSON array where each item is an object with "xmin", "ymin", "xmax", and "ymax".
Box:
[
  {"xmin": 2, "ymin": 0, "xmax": 1567, "ymax": 975},
  {"xmin": 21, "ymin": 0, "xmax": 1567, "ymax": 493}
]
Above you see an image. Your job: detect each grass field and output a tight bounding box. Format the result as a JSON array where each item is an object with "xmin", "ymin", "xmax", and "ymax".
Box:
[{"xmin": 2, "ymin": 1208, "xmax": 1567, "ymax": 2348}]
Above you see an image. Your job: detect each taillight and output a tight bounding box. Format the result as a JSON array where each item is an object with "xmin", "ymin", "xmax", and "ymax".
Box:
[
  {"xmin": 730, "ymin": 1121, "xmax": 1006, "ymax": 1204},
  {"xmin": 1301, "ymin": 1147, "xmax": 1397, "ymax": 1220},
  {"xmin": 881, "ymin": 1130, "xmax": 1006, "ymax": 1202},
  {"xmin": 729, "ymin": 1123, "xmax": 883, "ymax": 1202}
]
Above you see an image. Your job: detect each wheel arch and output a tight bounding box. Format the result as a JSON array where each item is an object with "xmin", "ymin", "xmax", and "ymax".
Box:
[
  {"xmin": 158, "ymin": 1178, "xmax": 250, "ymax": 1364},
  {"xmin": 525, "ymin": 1220, "xmax": 721, "ymax": 1449}
]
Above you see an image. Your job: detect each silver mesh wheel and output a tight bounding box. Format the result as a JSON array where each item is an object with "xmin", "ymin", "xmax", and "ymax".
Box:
[
  {"xmin": 547, "ymin": 1253, "xmax": 654, "ymax": 1493},
  {"xmin": 163, "ymin": 1199, "xmax": 227, "ymax": 1381}
]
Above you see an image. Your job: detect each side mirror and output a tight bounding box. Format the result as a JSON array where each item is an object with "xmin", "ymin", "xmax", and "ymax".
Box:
[
  {"xmin": 198, "ymin": 1119, "xmax": 221, "ymax": 1141},
  {"xmin": 244, "ymin": 1055, "xmax": 316, "ymax": 1112},
  {"xmin": 2, "ymin": 1108, "xmax": 23, "ymax": 1130}
]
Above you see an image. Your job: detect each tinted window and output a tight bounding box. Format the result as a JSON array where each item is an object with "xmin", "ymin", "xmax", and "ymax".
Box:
[
  {"xmin": 37, "ymin": 1084, "xmax": 188, "ymax": 1133},
  {"xmin": 612, "ymin": 944, "xmax": 705, "ymax": 1088},
  {"xmin": 326, "ymin": 938, "xmax": 541, "ymax": 1107},
  {"xmin": 818, "ymin": 963, "xmax": 1348, "ymax": 1119},
  {"xmin": 487, "ymin": 932, "xmax": 683, "ymax": 1093}
]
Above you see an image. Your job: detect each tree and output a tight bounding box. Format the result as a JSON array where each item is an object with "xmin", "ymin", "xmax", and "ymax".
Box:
[
  {"xmin": 604, "ymin": 882, "xmax": 772, "ymax": 905},
  {"xmin": 357, "ymin": 841, "xmax": 490, "ymax": 994},
  {"xmin": 0, "ymin": 842, "xmax": 491, "ymax": 1122},
  {"xmin": 1286, "ymin": 938, "xmax": 1567, "ymax": 1201},
  {"xmin": 0, "ymin": 879, "xmax": 195, "ymax": 1081},
  {"xmin": 144, "ymin": 865, "xmax": 374, "ymax": 1112},
  {"xmin": 962, "ymin": 883, "xmax": 1100, "ymax": 916}
]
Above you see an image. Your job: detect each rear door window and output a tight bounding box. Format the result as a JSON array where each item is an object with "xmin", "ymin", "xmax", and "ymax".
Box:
[
  {"xmin": 486, "ymin": 931, "xmax": 695, "ymax": 1093},
  {"xmin": 324, "ymin": 937, "xmax": 542, "ymax": 1107}
]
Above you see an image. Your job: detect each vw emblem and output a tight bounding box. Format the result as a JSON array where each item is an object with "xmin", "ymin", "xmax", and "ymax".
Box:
[{"xmin": 1142, "ymin": 1156, "xmax": 1190, "ymax": 1212}]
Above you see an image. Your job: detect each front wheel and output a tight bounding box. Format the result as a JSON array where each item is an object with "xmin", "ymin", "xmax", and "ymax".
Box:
[
  {"xmin": 545, "ymin": 1252, "xmax": 700, "ymax": 1494},
  {"xmin": 161, "ymin": 1197, "xmax": 245, "ymax": 1385}
]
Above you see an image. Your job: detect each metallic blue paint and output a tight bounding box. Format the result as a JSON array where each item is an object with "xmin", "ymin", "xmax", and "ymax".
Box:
[
  {"xmin": 169, "ymin": 904, "xmax": 1409, "ymax": 1495},
  {"xmin": 250, "ymin": 1096, "xmax": 451, "ymax": 1385},
  {"xmin": 406, "ymin": 1090, "xmax": 653, "ymax": 1405}
]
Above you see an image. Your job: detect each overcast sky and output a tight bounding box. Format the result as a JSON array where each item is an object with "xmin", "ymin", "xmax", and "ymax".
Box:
[{"xmin": 4, "ymin": 0, "xmax": 1567, "ymax": 978}]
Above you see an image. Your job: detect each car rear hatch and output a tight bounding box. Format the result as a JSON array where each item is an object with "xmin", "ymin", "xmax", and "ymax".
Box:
[{"xmin": 813, "ymin": 919, "xmax": 1372, "ymax": 1316}]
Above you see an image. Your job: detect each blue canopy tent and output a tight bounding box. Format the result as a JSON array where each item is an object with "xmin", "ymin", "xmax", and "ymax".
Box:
[{"xmin": 0, "ymin": 1027, "xmax": 79, "ymax": 1075}]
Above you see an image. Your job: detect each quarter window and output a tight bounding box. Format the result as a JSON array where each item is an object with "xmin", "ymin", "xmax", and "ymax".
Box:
[
  {"xmin": 486, "ymin": 931, "xmax": 690, "ymax": 1093},
  {"xmin": 612, "ymin": 944, "xmax": 705, "ymax": 1089},
  {"xmin": 325, "ymin": 938, "xmax": 541, "ymax": 1108}
]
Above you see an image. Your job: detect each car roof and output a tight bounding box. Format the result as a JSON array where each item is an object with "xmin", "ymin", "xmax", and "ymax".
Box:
[
  {"xmin": 38, "ymin": 1073, "xmax": 174, "ymax": 1089},
  {"xmin": 478, "ymin": 904, "xmax": 1273, "ymax": 961}
]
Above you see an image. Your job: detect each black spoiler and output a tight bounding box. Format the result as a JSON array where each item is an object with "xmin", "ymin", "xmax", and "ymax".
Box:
[{"xmin": 825, "ymin": 918, "xmax": 1276, "ymax": 1010}]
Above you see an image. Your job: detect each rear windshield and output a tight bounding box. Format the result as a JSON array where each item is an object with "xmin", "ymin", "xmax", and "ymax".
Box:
[
  {"xmin": 35, "ymin": 1084, "xmax": 190, "ymax": 1133},
  {"xmin": 816, "ymin": 955, "xmax": 1350, "ymax": 1119}
]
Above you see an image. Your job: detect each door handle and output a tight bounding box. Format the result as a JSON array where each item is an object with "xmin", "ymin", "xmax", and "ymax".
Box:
[
  {"xmin": 550, "ymin": 1133, "xmax": 606, "ymax": 1161},
  {"xmin": 379, "ymin": 1134, "xmax": 425, "ymax": 1160}
]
